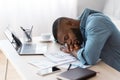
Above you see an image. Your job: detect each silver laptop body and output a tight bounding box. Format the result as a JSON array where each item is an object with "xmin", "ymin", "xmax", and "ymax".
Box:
[{"xmin": 4, "ymin": 28, "xmax": 47, "ymax": 55}]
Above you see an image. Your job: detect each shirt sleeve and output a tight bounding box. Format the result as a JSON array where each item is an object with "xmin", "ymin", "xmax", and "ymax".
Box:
[{"xmin": 77, "ymin": 16, "xmax": 112, "ymax": 65}]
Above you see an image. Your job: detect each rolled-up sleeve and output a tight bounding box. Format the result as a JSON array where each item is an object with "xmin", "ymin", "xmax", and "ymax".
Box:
[
  {"xmin": 77, "ymin": 48, "xmax": 86, "ymax": 64},
  {"xmin": 77, "ymin": 16, "xmax": 112, "ymax": 65}
]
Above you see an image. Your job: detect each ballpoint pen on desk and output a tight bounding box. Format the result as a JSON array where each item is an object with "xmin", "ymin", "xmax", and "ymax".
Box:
[
  {"xmin": 67, "ymin": 64, "xmax": 72, "ymax": 71},
  {"xmin": 20, "ymin": 26, "xmax": 32, "ymax": 42}
]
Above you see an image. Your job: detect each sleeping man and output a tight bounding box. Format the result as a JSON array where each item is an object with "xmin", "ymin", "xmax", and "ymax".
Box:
[{"xmin": 52, "ymin": 8, "xmax": 120, "ymax": 71}]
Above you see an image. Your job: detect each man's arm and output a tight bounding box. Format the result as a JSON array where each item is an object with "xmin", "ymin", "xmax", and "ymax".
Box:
[{"xmin": 77, "ymin": 16, "xmax": 112, "ymax": 65}]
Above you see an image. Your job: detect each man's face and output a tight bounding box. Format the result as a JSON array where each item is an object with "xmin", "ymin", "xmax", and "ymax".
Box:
[{"xmin": 57, "ymin": 23, "xmax": 82, "ymax": 48}]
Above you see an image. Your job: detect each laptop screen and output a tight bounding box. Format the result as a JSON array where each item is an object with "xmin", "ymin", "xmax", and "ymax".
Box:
[{"xmin": 4, "ymin": 28, "xmax": 22, "ymax": 51}]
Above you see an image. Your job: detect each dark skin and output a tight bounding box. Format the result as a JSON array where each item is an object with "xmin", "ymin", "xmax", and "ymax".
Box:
[{"xmin": 57, "ymin": 18, "xmax": 82, "ymax": 57}]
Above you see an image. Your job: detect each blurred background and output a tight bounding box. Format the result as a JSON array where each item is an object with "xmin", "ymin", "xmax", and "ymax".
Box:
[
  {"xmin": 0, "ymin": 0, "xmax": 110, "ymax": 39},
  {"xmin": 1, "ymin": 0, "xmax": 120, "ymax": 80}
]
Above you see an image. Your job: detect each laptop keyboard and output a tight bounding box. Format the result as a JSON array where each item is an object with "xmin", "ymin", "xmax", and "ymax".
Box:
[
  {"xmin": 22, "ymin": 43, "xmax": 36, "ymax": 53},
  {"xmin": 24, "ymin": 43, "xmax": 36, "ymax": 48}
]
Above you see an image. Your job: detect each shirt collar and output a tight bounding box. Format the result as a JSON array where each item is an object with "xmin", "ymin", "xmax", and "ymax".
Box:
[
  {"xmin": 78, "ymin": 8, "xmax": 101, "ymax": 44},
  {"xmin": 79, "ymin": 8, "xmax": 101, "ymax": 30}
]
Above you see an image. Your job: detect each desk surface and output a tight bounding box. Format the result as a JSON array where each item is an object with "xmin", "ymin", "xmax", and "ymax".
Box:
[{"xmin": 0, "ymin": 37, "xmax": 120, "ymax": 80}]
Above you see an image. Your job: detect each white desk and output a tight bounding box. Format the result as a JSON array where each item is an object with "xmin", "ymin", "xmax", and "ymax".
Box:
[{"xmin": 0, "ymin": 37, "xmax": 120, "ymax": 80}]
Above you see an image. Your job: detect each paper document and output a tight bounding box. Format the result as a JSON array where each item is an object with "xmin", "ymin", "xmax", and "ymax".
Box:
[
  {"xmin": 29, "ymin": 58, "xmax": 55, "ymax": 69},
  {"xmin": 35, "ymin": 44, "xmax": 47, "ymax": 53},
  {"xmin": 29, "ymin": 51, "xmax": 95, "ymax": 70},
  {"xmin": 29, "ymin": 58, "xmax": 76, "ymax": 70},
  {"xmin": 59, "ymin": 60, "xmax": 91, "ymax": 69},
  {"xmin": 44, "ymin": 51, "xmax": 76, "ymax": 62}
]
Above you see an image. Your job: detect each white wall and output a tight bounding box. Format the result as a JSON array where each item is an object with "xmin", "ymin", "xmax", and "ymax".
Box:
[
  {"xmin": 0, "ymin": 0, "xmax": 77, "ymax": 39},
  {"xmin": 103, "ymin": 0, "xmax": 120, "ymax": 20},
  {"xmin": 0, "ymin": 0, "xmax": 105, "ymax": 39},
  {"xmin": 103, "ymin": 0, "xmax": 120, "ymax": 31},
  {"xmin": 77, "ymin": 0, "xmax": 106, "ymax": 16}
]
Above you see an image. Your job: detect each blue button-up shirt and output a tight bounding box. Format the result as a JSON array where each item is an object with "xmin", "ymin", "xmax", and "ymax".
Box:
[{"xmin": 77, "ymin": 8, "xmax": 120, "ymax": 71}]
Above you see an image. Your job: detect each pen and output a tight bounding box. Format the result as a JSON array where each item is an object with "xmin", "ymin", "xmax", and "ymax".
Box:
[
  {"xmin": 29, "ymin": 25, "xmax": 33, "ymax": 35},
  {"xmin": 20, "ymin": 27, "xmax": 32, "ymax": 41},
  {"xmin": 67, "ymin": 64, "xmax": 72, "ymax": 71}
]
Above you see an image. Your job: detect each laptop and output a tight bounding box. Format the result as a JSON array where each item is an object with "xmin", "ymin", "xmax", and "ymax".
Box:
[{"xmin": 4, "ymin": 28, "xmax": 47, "ymax": 55}]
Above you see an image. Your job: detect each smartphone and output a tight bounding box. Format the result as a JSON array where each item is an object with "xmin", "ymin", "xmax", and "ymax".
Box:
[{"xmin": 37, "ymin": 67, "xmax": 61, "ymax": 76}]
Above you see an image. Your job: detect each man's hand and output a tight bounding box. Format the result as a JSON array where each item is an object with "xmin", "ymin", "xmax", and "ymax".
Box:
[{"xmin": 60, "ymin": 43, "xmax": 80, "ymax": 57}]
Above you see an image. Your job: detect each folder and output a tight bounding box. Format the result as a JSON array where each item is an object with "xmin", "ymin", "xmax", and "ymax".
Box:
[{"xmin": 57, "ymin": 67, "xmax": 96, "ymax": 80}]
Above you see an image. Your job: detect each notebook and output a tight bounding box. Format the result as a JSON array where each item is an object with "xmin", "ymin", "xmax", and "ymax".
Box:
[
  {"xmin": 57, "ymin": 67, "xmax": 96, "ymax": 80},
  {"xmin": 4, "ymin": 28, "xmax": 47, "ymax": 55}
]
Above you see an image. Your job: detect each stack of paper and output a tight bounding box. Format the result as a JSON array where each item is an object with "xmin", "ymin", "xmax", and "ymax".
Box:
[
  {"xmin": 29, "ymin": 58, "xmax": 56, "ymax": 69},
  {"xmin": 44, "ymin": 51, "xmax": 76, "ymax": 62},
  {"xmin": 35, "ymin": 44, "xmax": 48, "ymax": 53},
  {"xmin": 29, "ymin": 58, "xmax": 76, "ymax": 70},
  {"xmin": 29, "ymin": 51, "xmax": 77, "ymax": 70}
]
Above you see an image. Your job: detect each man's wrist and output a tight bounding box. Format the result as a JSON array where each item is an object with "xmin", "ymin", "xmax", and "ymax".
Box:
[{"xmin": 71, "ymin": 50, "xmax": 78, "ymax": 57}]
